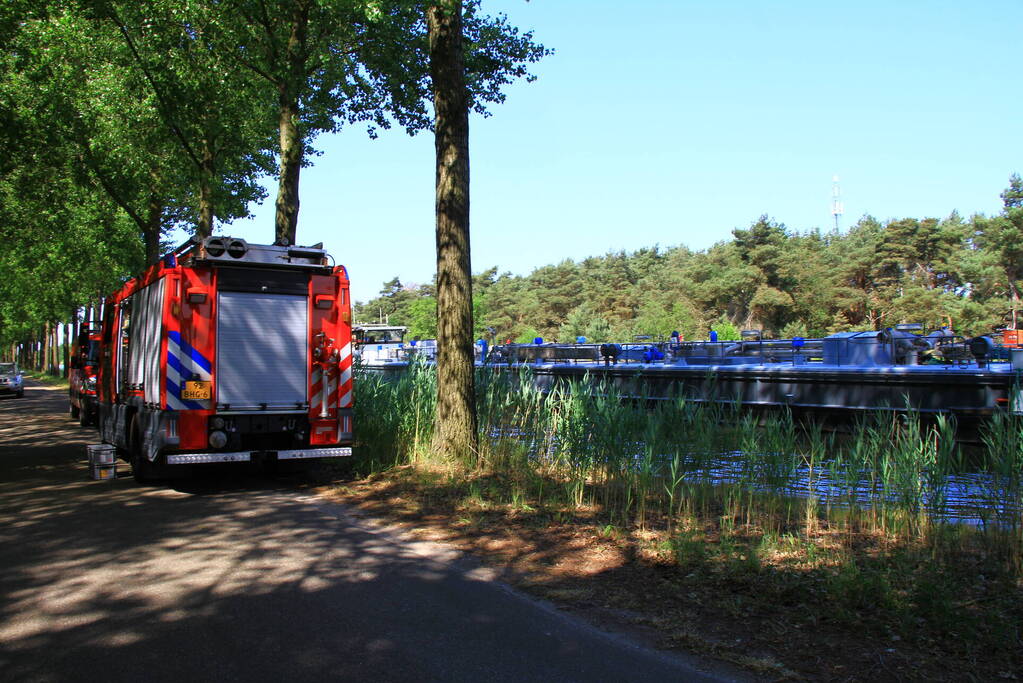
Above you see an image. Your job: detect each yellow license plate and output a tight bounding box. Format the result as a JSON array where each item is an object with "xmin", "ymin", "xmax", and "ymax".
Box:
[{"xmin": 182, "ymin": 381, "xmax": 211, "ymax": 400}]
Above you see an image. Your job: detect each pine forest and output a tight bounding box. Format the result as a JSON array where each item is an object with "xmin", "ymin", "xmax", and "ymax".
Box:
[{"xmin": 356, "ymin": 177, "xmax": 1023, "ymax": 344}]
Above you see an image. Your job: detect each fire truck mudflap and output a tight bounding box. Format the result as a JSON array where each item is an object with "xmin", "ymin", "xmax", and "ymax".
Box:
[{"xmin": 97, "ymin": 237, "xmax": 354, "ymax": 482}]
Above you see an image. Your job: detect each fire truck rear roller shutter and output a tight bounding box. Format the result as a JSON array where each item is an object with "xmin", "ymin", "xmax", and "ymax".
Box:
[{"xmin": 216, "ymin": 291, "xmax": 308, "ymax": 410}]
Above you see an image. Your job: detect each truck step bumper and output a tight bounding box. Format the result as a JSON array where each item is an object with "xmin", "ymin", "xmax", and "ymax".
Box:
[{"xmin": 166, "ymin": 447, "xmax": 353, "ymax": 465}]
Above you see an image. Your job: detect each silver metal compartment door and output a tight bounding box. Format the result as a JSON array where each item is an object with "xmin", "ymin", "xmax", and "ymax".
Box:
[
  {"xmin": 125, "ymin": 278, "xmax": 166, "ymax": 404},
  {"xmin": 142, "ymin": 279, "xmax": 165, "ymax": 405},
  {"xmin": 216, "ymin": 291, "xmax": 308, "ymax": 410}
]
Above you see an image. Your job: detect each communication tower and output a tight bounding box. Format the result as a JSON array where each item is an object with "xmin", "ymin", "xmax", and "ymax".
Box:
[{"xmin": 831, "ymin": 175, "xmax": 844, "ymax": 231}]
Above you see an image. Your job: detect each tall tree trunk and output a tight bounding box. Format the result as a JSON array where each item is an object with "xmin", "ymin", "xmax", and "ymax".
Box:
[
  {"xmin": 197, "ymin": 139, "xmax": 215, "ymax": 240},
  {"xmin": 64, "ymin": 321, "xmax": 72, "ymax": 378},
  {"xmin": 428, "ymin": 0, "xmax": 477, "ymax": 462},
  {"xmin": 50, "ymin": 322, "xmax": 58, "ymax": 375},
  {"xmin": 43, "ymin": 322, "xmax": 52, "ymax": 375},
  {"xmin": 274, "ymin": 1, "xmax": 309, "ymax": 247},
  {"xmin": 1009, "ymin": 278, "xmax": 1019, "ymax": 329},
  {"xmin": 52, "ymin": 323, "xmax": 59, "ymax": 375},
  {"xmin": 145, "ymin": 193, "xmax": 164, "ymax": 265}
]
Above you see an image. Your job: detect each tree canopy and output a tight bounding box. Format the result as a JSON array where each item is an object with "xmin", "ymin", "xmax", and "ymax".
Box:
[{"xmin": 0, "ymin": 0, "xmax": 548, "ymax": 352}]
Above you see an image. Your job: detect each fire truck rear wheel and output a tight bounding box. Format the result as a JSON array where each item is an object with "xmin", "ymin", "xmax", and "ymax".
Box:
[{"xmin": 129, "ymin": 417, "xmax": 156, "ymax": 484}]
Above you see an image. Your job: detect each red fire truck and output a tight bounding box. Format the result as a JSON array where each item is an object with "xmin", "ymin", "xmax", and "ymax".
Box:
[
  {"xmin": 69, "ymin": 327, "xmax": 101, "ymax": 426},
  {"xmin": 97, "ymin": 236, "xmax": 354, "ymax": 482}
]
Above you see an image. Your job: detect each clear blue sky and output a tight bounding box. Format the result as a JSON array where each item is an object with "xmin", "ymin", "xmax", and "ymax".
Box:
[{"xmin": 204, "ymin": 0, "xmax": 1023, "ymax": 304}]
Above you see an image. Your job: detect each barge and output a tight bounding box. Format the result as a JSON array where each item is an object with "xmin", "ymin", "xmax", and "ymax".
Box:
[
  {"xmin": 353, "ymin": 324, "xmax": 410, "ymax": 367},
  {"xmin": 489, "ymin": 328, "xmax": 1023, "ymax": 420},
  {"xmin": 363, "ymin": 327, "xmax": 1023, "ymax": 428}
]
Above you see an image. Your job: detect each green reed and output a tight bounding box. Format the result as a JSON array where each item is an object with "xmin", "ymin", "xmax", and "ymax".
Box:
[
  {"xmin": 978, "ymin": 411, "xmax": 1023, "ymax": 570},
  {"xmin": 354, "ymin": 364, "xmax": 1023, "ymax": 571}
]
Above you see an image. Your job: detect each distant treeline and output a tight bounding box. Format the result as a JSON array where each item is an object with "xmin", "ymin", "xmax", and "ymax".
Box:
[{"xmin": 355, "ymin": 176, "xmax": 1023, "ymax": 343}]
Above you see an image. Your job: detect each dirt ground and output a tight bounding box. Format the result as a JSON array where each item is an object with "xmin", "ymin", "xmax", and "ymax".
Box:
[{"xmin": 319, "ymin": 466, "xmax": 1022, "ymax": 682}]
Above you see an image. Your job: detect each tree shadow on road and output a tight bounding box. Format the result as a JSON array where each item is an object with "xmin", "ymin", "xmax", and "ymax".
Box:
[{"xmin": 1, "ymin": 400, "xmax": 724, "ymax": 682}]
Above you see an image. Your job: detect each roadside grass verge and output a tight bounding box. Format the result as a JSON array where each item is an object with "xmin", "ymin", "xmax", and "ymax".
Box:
[{"xmin": 24, "ymin": 371, "xmax": 69, "ymax": 389}]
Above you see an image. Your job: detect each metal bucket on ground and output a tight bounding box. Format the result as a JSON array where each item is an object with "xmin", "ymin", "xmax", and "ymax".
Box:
[
  {"xmin": 91, "ymin": 465, "xmax": 117, "ymax": 480},
  {"xmin": 86, "ymin": 444, "xmax": 117, "ymax": 480}
]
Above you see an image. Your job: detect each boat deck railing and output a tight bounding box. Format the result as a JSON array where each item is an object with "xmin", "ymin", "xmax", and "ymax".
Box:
[{"xmin": 488, "ymin": 333, "xmax": 1023, "ymax": 371}]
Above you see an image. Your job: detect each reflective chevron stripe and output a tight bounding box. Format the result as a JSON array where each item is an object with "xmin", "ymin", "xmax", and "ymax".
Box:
[
  {"xmin": 337, "ymin": 342, "xmax": 353, "ymax": 408},
  {"xmin": 166, "ymin": 330, "xmax": 212, "ymax": 410}
]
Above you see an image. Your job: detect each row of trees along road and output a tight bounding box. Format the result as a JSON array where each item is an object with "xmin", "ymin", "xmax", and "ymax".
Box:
[
  {"xmin": 356, "ymin": 175, "xmax": 1023, "ymax": 345},
  {"xmin": 0, "ymin": 0, "xmax": 548, "ymax": 460}
]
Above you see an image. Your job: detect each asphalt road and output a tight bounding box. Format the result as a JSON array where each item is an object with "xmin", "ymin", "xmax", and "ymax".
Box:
[{"xmin": 0, "ymin": 380, "xmax": 746, "ymax": 683}]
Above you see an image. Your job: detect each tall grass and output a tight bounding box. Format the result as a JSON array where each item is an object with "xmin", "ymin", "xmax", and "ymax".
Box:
[
  {"xmin": 352, "ymin": 357, "xmax": 436, "ymax": 469},
  {"xmin": 978, "ymin": 411, "xmax": 1023, "ymax": 570},
  {"xmin": 354, "ymin": 364, "xmax": 1023, "ymax": 570}
]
